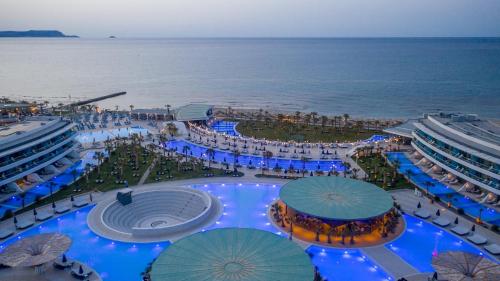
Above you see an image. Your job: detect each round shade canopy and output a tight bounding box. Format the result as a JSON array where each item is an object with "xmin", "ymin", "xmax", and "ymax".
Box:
[
  {"xmin": 432, "ymin": 251, "xmax": 500, "ymax": 280},
  {"xmin": 0, "ymin": 233, "xmax": 71, "ymax": 267},
  {"xmin": 151, "ymin": 228, "xmax": 314, "ymax": 281},
  {"xmin": 280, "ymin": 177, "xmax": 393, "ymax": 221}
]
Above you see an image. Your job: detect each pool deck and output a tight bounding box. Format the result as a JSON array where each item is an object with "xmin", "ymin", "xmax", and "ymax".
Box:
[
  {"xmin": 363, "ymin": 245, "xmax": 419, "ymax": 278},
  {"xmin": 391, "ymin": 189, "xmax": 500, "ymax": 259}
]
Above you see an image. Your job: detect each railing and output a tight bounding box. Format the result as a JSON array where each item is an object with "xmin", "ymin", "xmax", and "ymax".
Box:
[
  {"xmin": 414, "ymin": 140, "xmax": 499, "ymax": 190},
  {"xmin": 0, "ymin": 131, "xmax": 76, "ymax": 167},
  {"xmin": 415, "ymin": 130, "xmax": 499, "ymax": 174},
  {"xmin": 0, "ymin": 142, "xmax": 75, "ymax": 180}
]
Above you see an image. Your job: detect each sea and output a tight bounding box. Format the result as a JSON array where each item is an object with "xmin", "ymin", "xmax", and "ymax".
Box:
[{"xmin": 0, "ymin": 37, "xmax": 499, "ymax": 119}]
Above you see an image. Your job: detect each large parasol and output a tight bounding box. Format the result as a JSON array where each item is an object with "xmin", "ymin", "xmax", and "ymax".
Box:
[
  {"xmin": 0, "ymin": 233, "xmax": 72, "ymax": 267},
  {"xmin": 432, "ymin": 251, "xmax": 500, "ymax": 281}
]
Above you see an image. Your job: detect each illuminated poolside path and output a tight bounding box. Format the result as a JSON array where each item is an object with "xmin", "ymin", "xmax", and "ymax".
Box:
[
  {"xmin": 386, "ymin": 214, "xmax": 494, "ymax": 272},
  {"xmin": 4, "ymin": 182, "xmax": 494, "ymax": 280},
  {"xmin": 386, "ymin": 152, "xmax": 500, "ymax": 226}
]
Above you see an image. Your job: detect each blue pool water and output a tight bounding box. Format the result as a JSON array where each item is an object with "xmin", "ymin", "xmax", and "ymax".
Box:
[
  {"xmin": 1, "ymin": 183, "xmax": 394, "ymax": 281},
  {"xmin": 0, "ymin": 151, "xmax": 98, "ymax": 218},
  {"xmin": 387, "ymin": 215, "xmax": 494, "ymax": 272},
  {"xmin": 166, "ymin": 140, "xmax": 345, "ymax": 172},
  {"xmin": 307, "ymin": 247, "xmax": 392, "ymax": 281},
  {"xmin": 386, "ymin": 152, "xmax": 500, "ymax": 225},
  {"xmin": 211, "ymin": 120, "xmax": 240, "ymax": 136},
  {"xmin": 76, "ymin": 127, "xmax": 149, "ymax": 143},
  {"xmin": 0, "ymin": 206, "xmax": 169, "ymax": 281}
]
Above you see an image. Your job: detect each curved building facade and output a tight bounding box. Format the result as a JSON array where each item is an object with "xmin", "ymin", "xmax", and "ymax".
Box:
[
  {"xmin": 412, "ymin": 113, "xmax": 500, "ymax": 196},
  {"xmin": 0, "ymin": 117, "xmax": 79, "ymax": 195}
]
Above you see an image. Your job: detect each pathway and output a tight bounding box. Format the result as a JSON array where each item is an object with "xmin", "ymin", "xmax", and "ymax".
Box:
[{"xmin": 362, "ymin": 246, "xmax": 419, "ymax": 279}]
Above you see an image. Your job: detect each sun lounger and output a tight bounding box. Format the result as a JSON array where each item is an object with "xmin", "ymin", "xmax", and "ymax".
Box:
[
  {"xmin": 0, "ymin": 229, "xmax": 14, "ymax": 239},
  {"xmin": 36, "ymin": 211, "xmax": 53, "ymax": 221},
  {"xmin": 450, "ymin": 225, "xmax": 469, "ymax": 236},
  {"xmin": 484, "ymin": 244, "xmax": 500, "ymax": 255},
  {"xmin": 467, "ymin": 234, "xmax": 488, "ymax": 245},
  {"xmin": 16, "ymin": 219, "xmax": 34, "ymax": 230},
  {"xmin": 414, "ymin": 209, "xmax": 431, "ymax": 219},
  {"xmin": 432, "ymin": 217, "xmax": 450, "ymax": 227},
  {"xmin": 55, "ymin": 205, "xmax": 71, "ymax": 214},
  {"xmin": 73, "ymin": 199, "xmax": 88, "ymax": 208}
]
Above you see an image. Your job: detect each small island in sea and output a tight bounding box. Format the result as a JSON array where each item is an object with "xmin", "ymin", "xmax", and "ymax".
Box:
[{"xmin": 0, "ymin": 30, "xmax": 78, "ymax": 38}]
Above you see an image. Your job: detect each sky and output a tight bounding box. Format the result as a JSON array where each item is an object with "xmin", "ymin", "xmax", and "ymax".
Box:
[{"xmin": 1, "ymin": 0, "xmax": 500, "ymax": 38}]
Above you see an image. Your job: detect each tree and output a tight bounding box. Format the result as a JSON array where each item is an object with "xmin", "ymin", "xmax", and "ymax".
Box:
[
  {"xmin": 343, "ymin": 113, "xmax": 350, "ymax": 129},
  {"xmin": 262, "ymin": 151, "xmax": 273, "ymax": 175},
  {"xmin": 182, "ymin": 145, "xmax": 191, "ymax": 162},
  {"xmin": 206, "ymin": 148, "xmax": 215, "ymax": 170},
  {"xmin": 320, "ymin": 116, "xmax": 328, "ymax": 131}
]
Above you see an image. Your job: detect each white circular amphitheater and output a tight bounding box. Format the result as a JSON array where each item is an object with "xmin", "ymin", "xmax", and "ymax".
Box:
[{"xmin": 87, "ymin": 187, "xmax": 222, "ymax": 242}]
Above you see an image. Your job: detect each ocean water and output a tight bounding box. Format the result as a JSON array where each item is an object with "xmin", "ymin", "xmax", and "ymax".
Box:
[{"xmin": 0, "ymin": 38, "xmax": 499, "ymax": 118}]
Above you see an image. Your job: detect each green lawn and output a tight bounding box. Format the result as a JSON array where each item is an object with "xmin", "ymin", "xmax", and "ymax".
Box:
[
  {"xmin": 15, "ymin": 142, "xmax": 155, "ymax": 214},
  {"xmin": 145, "ymin": 156, "xmax": 243, "ymax": 184},
  {"xmin": 235, "ymin": 119, "xmax": 383, "ymax": 143},
  {"xmin": 354, "ymin": 153, "xmax": 410, "ymax": 190}
]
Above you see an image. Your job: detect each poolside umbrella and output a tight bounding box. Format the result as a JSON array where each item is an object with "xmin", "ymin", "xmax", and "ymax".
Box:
[
  {"xmin": 33, "ymin": 208, "xmax": 37, "ymax": 216},
  {"xmin": 417, "ymin": 202, "xmax": 422, "ymax": 209},
  {"xmin": 454, "ymin": 217, "xmax": 459, "ymax": 225},
  {"xmin": 436, "ymin": 209, "xmax": 441, "ymax": 216},
  {"xmin": 431, "ymin": 251, "xmax": 500, "ymax": 281},
  {"xmin": 0, "ymin": 233, "xmax": 71, "ymax": 267},
  {"xmin": 79, "ymin": 265, "xmax": 84, "ymax": 274},
  {"xmin": 13, "ymin": 216, "xmax": 17, "ymax": 225},
  {"xmin": 62, "ymin": 254, "xmax": 68, "ymax": 263},
  {"xmin": 52, "ymin": 201, "xmax": 56, "ymax": 209},
  {"xmin": 471, "ymin": 225, "xmax": 476, "ymax": 232},
  {"xmin": 70, "ymin": 195, "xmax": 74, "ymax": 202}
]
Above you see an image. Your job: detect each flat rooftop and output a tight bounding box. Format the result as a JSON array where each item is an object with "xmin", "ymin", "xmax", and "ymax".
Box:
[
  {"xmin": 0, "ymin": 120, "xmax": 45, "ymax": 138},
  {"xmin": 432, "ymin": 114, "xmax": 500, "ymax": 146}
]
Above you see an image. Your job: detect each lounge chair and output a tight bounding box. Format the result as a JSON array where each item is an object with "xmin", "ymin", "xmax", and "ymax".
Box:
[
  {"xmin": 55, "ymin": 205, "xmax": 71, "ymax": 214},
  {"xmin": 36, "ymin": 211, "xmax": 53, "ymax": 221},
  {"xmin": 450, "ymin": 225, "xmax": 469, "ymax": 236},
  {"xmin": 432, "ymin": 217, "xmax": 450, "ymax": 227},
  {"xmin": 0, "ymin": 229, "xmax": 14, "ymax": 239},
  {"xmin": 16, "ymin": 219, "xmax": 34, "ymax": 230},
  {"xmin": 467, "ymin": 234, "xmax": 487, "ymax": 245},
  {"xmin": 72, "ymin": 199, "xmax": 88, "ymax": 208},
  {"xmin": 414, "ymin": 209, "xmax": 431, "ymax": 219},
  {"xmin": 484, "ymin": 244, "xmax": 500, "ymax": 255}
]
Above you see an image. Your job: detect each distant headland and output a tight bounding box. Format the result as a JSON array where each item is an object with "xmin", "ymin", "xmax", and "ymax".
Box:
[{"xmin": 0, "ymin": 30, "xmax": 78, "ymax": 38}]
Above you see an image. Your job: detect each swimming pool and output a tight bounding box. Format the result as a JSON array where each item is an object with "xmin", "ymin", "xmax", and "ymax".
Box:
[
  {"xmin": 386, "ymin": 152, "xmax": 500, "ymax": 225},
  {"xmin": 0, "ymin": 206, "xmax": 168, "ymax": 281},
  {"xmin": 166, "ymin": 140, "xmax": 345, "ymax": 172},
  {"xmin": 1, "ymin": 182, "xmax": 394, "ymax": 281},
  {"xmin": 387, "ymin": 214, "xmax": 494, "ymax": 272},
  {"xmin": 211, "ymin": 120, "xmax": 240, "ymax": 136},
  {"xmin": 307, "ymin": 246, "xmax": 392, "ymax": 281},
  {"xmin": 76, "ymin": 127, "xmax": 149, "ymax": 143},
  {"xmin": 0, "ymin": 151, "xmax": 98, "ymax": 218}
]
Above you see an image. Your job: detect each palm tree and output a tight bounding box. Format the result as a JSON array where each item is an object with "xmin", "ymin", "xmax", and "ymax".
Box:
[
  {"xmin": 262, "ymin": 151, "xmax": 273, "ymax": 175},
  {"xmin": 206, "ymin": 148, "xmax": 215, "ymax": 169},
  {"xmin": 320, "ymin": 116, "xmax": 328, "ymax": 131},
  {"xmin": 182, "ymin": 145, "xmax": 190, "ymax": 162},
  {"xmin": 343, "ymin": 113, "xmax": 350, "ymax": 129}
]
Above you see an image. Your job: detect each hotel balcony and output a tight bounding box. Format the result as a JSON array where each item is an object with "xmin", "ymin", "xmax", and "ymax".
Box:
[
  {"xmin": 412, "ymin": 139, "xmax": 500, "ymax": 194},
  {"xmin": 0, "ymin": 130, "xmax": 77, "ymax": 170},
  {"xmin": 0, "ymin": 141, "xmax": 78, "ymax": 187},
  {"xmin": 413, "ymin": 130, "xmax": 500, "ymax": 178}
]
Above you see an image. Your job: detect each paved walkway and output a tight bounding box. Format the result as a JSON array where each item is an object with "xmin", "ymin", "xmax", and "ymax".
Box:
[{"xmin": 363, "ymin": 246, "xmax": 419, "ymax": 279}]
